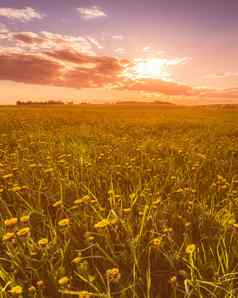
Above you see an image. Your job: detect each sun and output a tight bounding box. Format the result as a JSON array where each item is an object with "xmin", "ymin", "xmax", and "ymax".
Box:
[{"xmin": 128, "ymin": 58, "xmax": 171, "ymax": 80}]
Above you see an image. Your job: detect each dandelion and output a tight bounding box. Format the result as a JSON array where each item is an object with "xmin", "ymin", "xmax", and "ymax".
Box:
[
  {"xmin": 106, "ymin": 268, "xmax": 121, "ymax": 283},
  {"xmin": 9, "ymin": 285, "xmax": 23, "ymax": 295},
  {"xmin": 4, "ymin": 217, "xmax": 18, "ymax": 227},
  {"xmin": 36, "ymin": 280, "xmax": 44, "ymax": 288},
  {"xmin": 74, "ymin": 195, "xmax": 90, "ymax": 205},
  {"xmin": 94, "ymin": 218, "xmax": 111, "ymax": 229},
  {"xmin": 151, "ymin": 237, "xmax": 162, "ymax": 248},
  {"xmin": 2, "ymin": 232, "xmax": 15, "ymax": 241},
  {"xmin": 20, "ymin": 215, "xmax": 30, "ymax": 223},
  {"xmin": 2, "ymin": 174, "xmax": 13, "ymax": 180},
  {"xmin": 16, "ymin": 227, "xmax": 30, "ymax": 237},
  {"xmin": 58, "ymin": 276, "xmax": 70, "ymax": 286},
  {"xmin": 78, "ymin": 291, "xmax": 92, "ymax": 298},
  {"xmin": 185, "ymin": 244, "xmax": 196, "ymax": 255},
  {"xmin": 72, "ymin": 256, "xmax": 82, "ymax": 264},
  {"xmin": 169, "ymin": 276, "xmax": 177, "ymax": 287},
  {"xmin": 58, "ymin": 218, "xmax": 70, "ymax": 227},
  {"xmin": 38, "ymin": 238, "xmax": 49, "ymax": 247},
  {"xmin": 28, "ymin": 286, "xmax": 36, "ymax": 293},
  {"xmin": 52, "ymin": 200, "xmax": 63, "ymax": 208}
]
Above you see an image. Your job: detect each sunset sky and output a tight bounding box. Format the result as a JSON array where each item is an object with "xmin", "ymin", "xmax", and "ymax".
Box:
[{"xmin": 0, "ymin": 0, "xmax": 238, "ymax": 105}]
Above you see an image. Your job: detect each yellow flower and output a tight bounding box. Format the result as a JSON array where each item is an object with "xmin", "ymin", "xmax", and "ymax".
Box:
[
  {"xmin": 78, "ymin": 291, "xmax": 92, "ymax": 298},
  {"xmin": 123, "ymin": 208, "xmax": 132, "ymax": 213},
  {"xmin": 72, "ymin": 256, "xmax": 82, "ymax": 264},
  {"xmin": 94, "ymin": 218, "xmax": 111, "ymax": 229},
  {"xmin": 20, "ymin": 215, "xmax": 30, "ymax": 223},
  {"xmin": 38, "ymin": 238, "xmax": 49, "ymax": 246},
  {"xmin": 28, "ymin": 286, "xmax": 36, "ymax": 293},
  {"xmin": 36, "ymin": 280, "xmax": 44, "ymax": 288},
  {"xmin": 74, "ymin": 195, "xmax": 90, "ymax": 205},
  {"xmin": 58, "ymin": 276, "xmax": 70, "ymax": 286},
  {"xmin": 105, "ymin": 268, "xmax": 121, "ymax": 283},
  {"xmin": 9, "ymin": 285, "xmax": 23, "ymax": 295},
  {"xmin": 58, "ymin": 218, "xmax": 70, "ymax": 227},
  {"xmin": 16, "ymin": 227, "xmax": 30, "ymax": 237},
  {"xmin": 185, "ymin": 244, "xmax": 196, "ymax": 255},
  {"xmin": 4, "ymin": 217, "xmax": 18, "ymax": 227},
  {"xmin": 2, "ymin": 232, "xmax": 15, "ymax": 241},
  {"xmin": 52, "ymin": 200, "xmax": 63, "ymax": 208},
  {"xmin": 151, "ymin": 237, "xmax": 162, "ymax": 248},
  {"xmin": 2, "ymin": 174, "xmax": 13, "ymax": 180}
]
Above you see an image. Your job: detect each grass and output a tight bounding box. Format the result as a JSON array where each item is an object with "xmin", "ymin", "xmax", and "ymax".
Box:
[{"xmin": 0, "ymin": 104, "xmax": 238, "ymax": 297}]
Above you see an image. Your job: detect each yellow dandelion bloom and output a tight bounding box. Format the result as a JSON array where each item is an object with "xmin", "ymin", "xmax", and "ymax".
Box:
[
  {"xmin": 74, "ymin": 195, "xmax": 90, "ymax": 205},
  {"xmin": 94, "ymin": 218, "xmax": 111, "ymax": 229},
  {"xmin": 185, "ymin": 244, "xmax": 196, "ymax": 255},
  {"xmin": 151, "ymin": 237, "xmax": 162, "ymax": 248},
  {"xmin": 105, "ymin": 268, "xmax": 121, "ymax": 283},
  {"xmin": 9, "ymin": 285, "xmax": 23, "ymax": 295},
  {"xmin": 2, "ymin": 174, "xmax": 13, "ymax": 180},
  {"xmin": 58, "ymin": 276, "xmax": 70, "ymax": 286},
  {"xmin": 52, "ymin": 200, "xmax": 63, "ymax": 208},
  {"xmin": 36, "ymin": 280, "xmax": 44, "ymax": 288},
  {"xmin": 58, "ymin": 218, "xmax": 70, "ymax": 227},
  {"xmin": 78, "ymin": 291, "xmax": 92, "ymax": 298},
  {"xmin": 16, "ymin": 227, "xmax": 30, "ymax": 237},
  {"xmin": 28, "ymin": 286, "xmax": 36, "ymax": 293},
  {"xmin": 72, "ymin": 256, "xmax": 82, "ymax": 264},
  {"xmin": 4, "ymin": 217, "xmax": 18, "ymax": 227},
  {"xmin": 2, "ymin": 232, "xmax": 15, "ymax": 241},
  {"xmin": 38, "ymin": 238, "xmax": 49, "ymax": 246},
  {"xmin": 20, "ymin": 215, "xmax": 30, "ymax": 223}
]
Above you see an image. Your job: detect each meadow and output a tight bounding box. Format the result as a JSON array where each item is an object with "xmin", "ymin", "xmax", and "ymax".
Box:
[{"xmin": 1, "ymin": 104, "xmax": 238, "ymax": 298}]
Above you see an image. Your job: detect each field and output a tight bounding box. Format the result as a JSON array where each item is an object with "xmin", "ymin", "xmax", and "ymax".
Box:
[{"xmin": 1, "ymin": 104, "xmax": 238, "ymax": 298}]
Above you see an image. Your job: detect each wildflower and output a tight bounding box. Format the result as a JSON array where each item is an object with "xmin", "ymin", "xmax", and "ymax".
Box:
[
  {"xmin": 94, "ymin": 218, "xmax": 111, "ymax": 229},
  {"xmin": 44, "ymin": 168, "xmax": 54, "ymax": 173},
  {"xmin": 151, "ymin": 237, "xmax": 162, "ymax": 248},
  {"xmin": 58, "ymin": 218, "xmax": 70, "ymax": 227},
  {"xmin": 72, "ymin": 256, "xmax": 82, "ymax": 264},
  {"xmin": 74, "ymin": 195, "xmax": 90, "ymax": 205},
  {"xmin": 20, "ymin": 215, "xmax": 30, "ymax": 223},
  {"xmin": 16, "ymin": 227, "xmax": 30, "ymax": 237},
  {"xmin": 169, "ymin": 276, "xmax": 177, "ymax": 288},
  {"xmin": 36, "ymin": 280, "xmax": 44, "ymax": 288},
  {"xmin": 185, "ymin": 244, "xmax": 196, "ymax": 255},
  {"xmin": 28, "ymin": 286, "xmax": 36, "ymax": 293},
  {"xmin": 2, "ymin": 232, "xmax": 15, "ymax": 241},
  {"xmin": 52, "ymin": 200, "xmax": 63, "ymax": 208},
  {"xmin": 38, "ymin": 238, "xmax": 49, "ymax": 247},
  {"xmin": 2, "ymin": 174, "xmax": 13, "ymax": 180},
  {"xmin": 78, "ymin": 291, "xmax": 92, "ymax": 298},
  {"xmin": 9, "ymin": 285, "xmax": 23, "ymax": 295},
  {"xmin": 58, "ymin": 276, "xmax": 70, "ymax": 286},
  {"xmin": 4, "ymin": 217, "xmax": 18, "ymax": 227},
  {"xmin": 123, "ymin": 208, "xmax": 132, "ymax": 213},
  {"xmin": 105, "ymin": 268, "xmax": 121, "ymax": 283},
  {"xmin": 11, "ymin": 186, "xmax": 21, "ymax": 192}
]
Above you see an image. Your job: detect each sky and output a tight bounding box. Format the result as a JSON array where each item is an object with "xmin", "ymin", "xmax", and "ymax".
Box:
[{"xmin": 0, "ymin": 0, "xmax": 238, "ymax": 105}]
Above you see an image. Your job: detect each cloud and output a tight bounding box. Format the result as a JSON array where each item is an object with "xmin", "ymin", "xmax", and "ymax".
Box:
[
  {"xmin": 0, "ymin": 31, "xmax": 94, "ymax": 54},
  {"xmin": 114, "ymin": 48, "xmax": 126, "ymax": 55},
  {"xmin": 0, "ymin": 46, "xmax": 126, "ymax": 89},
  {"xmin": 121, "ymin": 78, "xmax": 198, "ymax": 96},
  {"xmin": 77, "ymin": 6, "xmax": 106, "ymax": 19},
  {"xmin": 205, "ymin": 72, "xmax": 238, "ymax": 79},
  {"xmin": 0, "ymin": 7, "xmax": 43, "ymax": 22},
  {"xmin": 87, "ymin": 36, "xmax": 103, "ymax": 49},
  {"xmin": 112, "ymin": 35, "xmax": 124, "ymax": 40},
  {"xmin": 0, "ymin": 22, "xmax": 8, "ymax": 33},
  {"xmin": 0, "ymin": 52, "xmax": 62, "ymax": 85}
]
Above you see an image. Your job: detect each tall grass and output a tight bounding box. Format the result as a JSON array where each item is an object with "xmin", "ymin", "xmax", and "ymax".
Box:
[{"xmin": 0, "ymin": 105, "xmax": 238, "ymax": 297}]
